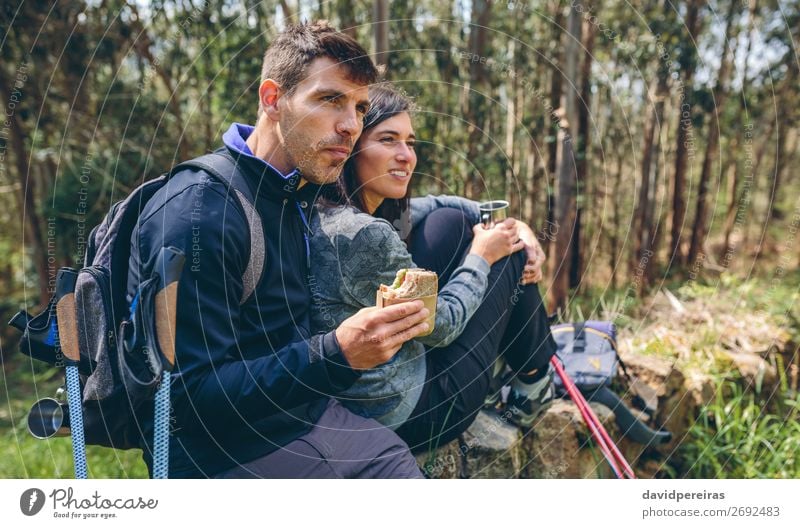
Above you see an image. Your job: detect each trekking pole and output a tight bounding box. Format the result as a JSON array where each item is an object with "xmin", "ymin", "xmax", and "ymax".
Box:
[
  {"xmin": 557, "ymin": 358, "xmax": 636, "ymax": 478},
  {"xmin": 573, "ymin": 387, "xmax": 637, "ymax": 479},
  {"xmin": 551, "ymin": 357, "xmax": 636, "ymax": 479},
  {"xmin": 553, "ymin": 357, "xmax": 623, "ymax": 478},
  {"xmin": 571, "ymin": 381, "xmax": 636, "ymax": 479},
  {"xmin": 556, "ymin": 358, "xmax": 636, "ymax": 479},
  {"xmin": 151, "ymin": 247, "xmax": 185, "ymax": 479},
  {"xmin": 55, "ymin": 268, "xmax": 88, "ymax": 479}
]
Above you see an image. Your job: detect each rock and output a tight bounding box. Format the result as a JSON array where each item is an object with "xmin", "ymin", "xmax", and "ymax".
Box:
[
  {"xmin": 416, "ymin": 410, "xmax": 524, "ymax": 478},
  {"xmin": 523, "ymin": 400, "xmax": 621, "ymax": 478},
  {"xmin": 416, "ymin": 442, "xmax": 462, "ymax": 479},
  {"xmin": 617, "ymin": 351, "xmax": 694, "ymax": 452},
  {"xmin": 419, "ymin": 398, "xmax": 663, "ymax": 478},
  {"xmin": 419, "ymin": 402, "xmax": 631, "ymax": 478},
  {"xmin": 636, "ymin": 459, "xmax": 671, "ymax": 479},
  {"xmin": 417, "ymin": 339, "xmax": 788, "ymax": 478},
  {"xmin": 618, "ymin": 352, "xmax": 681, "ymax": 398},
  {"xmin": 720, "ymin": 350, "xmax": 778, "ymax": 393},
  {"xmin": 461, "ymin": 410, "xmax": 524, "ymax": 478},
  {"xmin": 629, "ymin": 378, "xmax": 659, "ymax": 414}
]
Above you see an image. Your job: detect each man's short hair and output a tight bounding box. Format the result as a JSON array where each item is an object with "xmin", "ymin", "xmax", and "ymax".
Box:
[{"xmin": 261, "ymin": 21, "xmax": 378, "ymax": 97}]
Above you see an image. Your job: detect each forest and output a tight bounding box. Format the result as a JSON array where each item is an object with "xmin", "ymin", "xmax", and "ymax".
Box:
[{"xmin": 1, "ymin": 0, "xmax": 798, "ymax": 478}]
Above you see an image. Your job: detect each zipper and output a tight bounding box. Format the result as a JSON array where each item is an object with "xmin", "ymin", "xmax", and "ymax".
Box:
[
  {"xmin": 551, "ymin": 325, "xmax": 618, "ymax": 351},
  {"xmin": 295, "ymin": 201, "xmax": 312, "ymax": 271}
]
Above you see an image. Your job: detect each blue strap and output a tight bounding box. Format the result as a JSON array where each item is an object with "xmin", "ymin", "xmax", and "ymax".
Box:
[
  {"xmin": 152, "ymin": 372, "xmax": 171, "ymax": 479},
  {"xmin": 65, "ymin": 366, "xmax": 88, "ymax": 478}
]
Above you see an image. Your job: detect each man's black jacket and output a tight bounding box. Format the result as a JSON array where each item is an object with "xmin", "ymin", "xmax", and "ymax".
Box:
[{"xmin": 127, "ymin": 123, "xmax": 359, "ymax": 477}]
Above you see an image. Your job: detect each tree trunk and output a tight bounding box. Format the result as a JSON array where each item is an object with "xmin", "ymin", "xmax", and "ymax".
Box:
[
  {"xmin": 570, "ymin": 8, "xmax": 597, "ymax": 289},
  {"xmin": 1, "ymin": 74, "xmax": 50, "ymax": 307},
  {"xmin": 688, "ymin": 0, "xmax": 739, "ymax": 266},
  {"xmin": 547, "ymin": 5, "xmax": 565, "ymax": 181},
  {"xmin": 764, "ymin": 60, "xmax": 797, "ymax": 224},
  {"xmin": 548, "ymin": 5, "xmax": 582, "ymax": 315},
  {"xmin": 609, "ymin": 154, "xmax": 624, "ymax": 289},
  {"xmin": 765, "ymin": 117, "xmax": 789, "ymax": 222},
  {"xmin": 279, "ymin": 0, "xmax": 295, "ymax": 21},
  {"xmin": 544, "ymin": 5, "xmax": 565, "ymax": 255},
  {"xmin": 373, "ymin": 0, "xmax": 389, "ymax": 67},
  {"xmin": 721, "ymin": 0, "xmax": 758, "ymax": 263},
  {"xmin": 743, "ymin": 116, "xmax": 776, "ymax": 251},
  {"xmin": 634, "ymin": 22, "xmax": 670, "ymax": 292},
  {"xmin": 720, "ymin": 148, "xmax": 741, "ymax": 265},
  {"xmin": 526, "ymin": 135, "xmax": 543, "ymax": 226},
  {"xmin": 670, "ymin": 0, "xmax": 705, "ymax": 267},
  {"xmin": 506, "ymin": 38, "xmax": 521, "ymax": 214},
  {"xmin": 465, "ymin": 0, "xmax": 493, "ymax": 199},
  {"xmin": 336, "ymin": 0, "xmax": 358, "ymax": 38}
]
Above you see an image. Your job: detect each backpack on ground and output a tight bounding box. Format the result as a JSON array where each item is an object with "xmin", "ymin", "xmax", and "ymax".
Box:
[
  {"xmin": 551, "ymin": 321, "xmax": 672, "ymax": 445},
  {"xmin": 8, "ymin": 150, "xmax": 265, "ymax": 477}
]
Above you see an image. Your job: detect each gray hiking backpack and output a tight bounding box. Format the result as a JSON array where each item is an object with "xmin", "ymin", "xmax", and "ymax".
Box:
[{"xmin": 9, "ymin": 150, "xmax": 265, "ymax": 475}]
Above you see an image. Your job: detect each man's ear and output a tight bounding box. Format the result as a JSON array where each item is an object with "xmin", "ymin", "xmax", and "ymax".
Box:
[{"xmin": 258, "ymin": 79, "xmax": 281, "ymax": 121}]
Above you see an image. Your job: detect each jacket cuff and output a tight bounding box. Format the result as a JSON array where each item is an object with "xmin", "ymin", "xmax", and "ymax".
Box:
[
  {"xmin": 320, "ymin": 330, "xmax": 361, "ymax": 392},
  {"xmin": 463, "ymin": 253, "xmax": 490, "ymax": 276}
]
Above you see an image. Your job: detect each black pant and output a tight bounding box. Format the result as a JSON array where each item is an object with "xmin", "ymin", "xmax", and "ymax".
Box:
[
  {"xmin": 397, "ymin": 208, "xmax": 556, "ymax": 452},
  {"xmin": 213, "ymin": 399, "xmax": 423, "ymax": 478}
]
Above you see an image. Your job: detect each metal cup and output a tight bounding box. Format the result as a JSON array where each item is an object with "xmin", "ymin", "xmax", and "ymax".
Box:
[
  {"xmin": 478, "ymin": 200, "xmax": 510, "ymax": 228},
  {"xmin": 27, "ymin": 398, "xmax": 71, "ymax": 439}
]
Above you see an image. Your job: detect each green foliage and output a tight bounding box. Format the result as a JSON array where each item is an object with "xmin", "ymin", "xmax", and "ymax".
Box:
[
  {"xmin": 0, "ymin": 357, "xmax": 148, "ymax": 478},
  {"xmin": 1, "ymin": 0, "xmax": 798, "ymax": 480},
  {"xmin": 679, "ymin": 381, "xmax": 800, "ymax": 478},
  {"xmin": 0, "ymin": 429, "xmax": 148, "ymax": 479}
]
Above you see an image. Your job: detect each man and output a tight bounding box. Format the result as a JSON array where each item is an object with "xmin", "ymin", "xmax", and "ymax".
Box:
[{"xmin": 128, "ymin": 22, "xmax": 429, "ymax": 478}]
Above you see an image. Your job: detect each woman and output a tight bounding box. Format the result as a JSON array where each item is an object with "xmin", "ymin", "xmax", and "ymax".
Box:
[{"xmin": 309, "ymin": 84, "xmax": 556, "ymax": 451}]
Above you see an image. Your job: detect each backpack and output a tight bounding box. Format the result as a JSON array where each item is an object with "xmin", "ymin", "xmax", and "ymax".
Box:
[
  {"xmin": 9, "ymin": 151, "xmax": 265, "ymax": 459},
  {"xmin": 551, "ymin": 321, "xmax": 619, "ymax": 393},
  {"xmin": 551, "ymin": 321, "xmax": 672, "ymax": 445}
]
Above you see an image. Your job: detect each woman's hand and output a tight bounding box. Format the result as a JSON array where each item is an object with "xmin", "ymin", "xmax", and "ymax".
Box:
[
  {"xmin": 469, "ymin": 219, "xmax": 525, "ymax": 266},
  {"xmin": 511, "ymin": 219, "xmax": 546, "ymax": 285}
]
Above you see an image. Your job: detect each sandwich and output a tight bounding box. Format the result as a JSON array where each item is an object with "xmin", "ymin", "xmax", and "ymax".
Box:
[{"xmin": 376, "ymin": 268, "xmax": 438, "ymax": 336}]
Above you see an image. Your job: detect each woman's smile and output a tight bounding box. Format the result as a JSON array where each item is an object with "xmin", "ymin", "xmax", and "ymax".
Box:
[{"xmin": 353, "ymin": 112, "xmax": 418, "ymax": 213}]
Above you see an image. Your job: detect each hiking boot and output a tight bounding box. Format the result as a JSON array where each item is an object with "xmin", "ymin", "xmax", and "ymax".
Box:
[
  {"xmin": 483, "ymin": 383, "xmax": 503, "ymax": 410},
  {"xmin": 483, "ymin": 358, "xmax": 510, "ymax": 410},
  {"xmin": 507, "ymin": 367, "xmax": 555, "ymax": 428}
]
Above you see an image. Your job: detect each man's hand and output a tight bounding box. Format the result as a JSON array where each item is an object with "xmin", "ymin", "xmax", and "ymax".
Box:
[
  {"xmin": 335, "ymin": 300, "xmax": 430, "ymax": 370},
  {"xmin": 511, "ymin": 219, "xmax": 546, "ymax": 285}
]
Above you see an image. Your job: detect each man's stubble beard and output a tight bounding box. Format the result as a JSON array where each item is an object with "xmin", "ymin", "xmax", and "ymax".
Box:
[
  {"xmin": 296, "ymin": 150, "xmax": 346, "ymax": 185},
  {"xmin": 283, "ymin": 130, "xmax": 347, "ymax": 186}
]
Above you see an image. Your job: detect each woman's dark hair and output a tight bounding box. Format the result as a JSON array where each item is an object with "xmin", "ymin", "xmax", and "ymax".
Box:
[{"xmin": 326, "ymin": 83, "xmax": 415, "ymax": 239}]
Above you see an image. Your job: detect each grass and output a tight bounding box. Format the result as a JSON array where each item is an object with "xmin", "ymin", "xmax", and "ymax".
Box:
[
  {"xmin": 2, "ymin": 267, "xmax": 796, "ymax": 479},
  {"xmin": 0, "ymin": 355, "xmax": 148, "ymax": 478},
  {"xmin": 678, "ymin": 380, "xmax": 800, "ymax": 478},
  {"xmin": 556, "ymin": 268, "xmax": 800, "ymax": 479}
]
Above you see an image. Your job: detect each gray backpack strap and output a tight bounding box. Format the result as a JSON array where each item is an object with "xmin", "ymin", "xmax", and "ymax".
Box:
[{"xmin": 171, "ymin": 152, "xmax": 265, "ymax": 305}]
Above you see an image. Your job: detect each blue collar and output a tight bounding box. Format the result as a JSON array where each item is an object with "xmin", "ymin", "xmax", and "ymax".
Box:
[{"xmin": 222, "ymin": 122, "xmax": 300, "ymax": 181}]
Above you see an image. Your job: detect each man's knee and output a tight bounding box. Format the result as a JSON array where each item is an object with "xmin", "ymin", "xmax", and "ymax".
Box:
[
  {"xmin": 363, "ymin": 428, "xmax": 424, "ymax": 478},
  {"xmin": 317, "ymin": 400, "xmax": 422, "ymax": 478}
]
